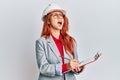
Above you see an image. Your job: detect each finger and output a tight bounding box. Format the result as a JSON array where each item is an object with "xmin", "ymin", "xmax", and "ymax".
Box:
[
  {"xmin": 73, "ymin": 68, "xmax": 78, "ymax": 72},
  {"xmin": 71, "ymin": 69, "xmax": 76, "ymax": 72},
  {"xmin": 70, "ymin": 62, "xmax": 78, "ymax": 68},
  {"xmin": 78, "ymin": 66, "xmax": 85, "ymax": 72},
  {"xmin": 77, "ymin": 66, "xmax": 81, "ymax": 72},
  {"xmin": 72, "ymin": 59, "xmax": 79, "ymax": 63},
  {"xmin": 77, "ymin": 67, "xmax": 81, "ymax": 72},
  {"xmin": 70, "ymin": 60, "xmax": 80, "ymax": 69},
  {"xmin": 79, "ymin": 65, "xmax": 85, "ymax": 69},
  {"xmin": 74, "ymin": 67, "xmax": 80, "ymax": 72}
]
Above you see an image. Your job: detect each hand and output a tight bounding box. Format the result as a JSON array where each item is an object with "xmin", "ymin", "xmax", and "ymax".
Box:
[
  {"xmin": 72, "ymin": 65, "xmax": 85, "ymax": 73},
  {"xmin": 67, "ymin": 59, "xmax": 79, "ymax": 70}
]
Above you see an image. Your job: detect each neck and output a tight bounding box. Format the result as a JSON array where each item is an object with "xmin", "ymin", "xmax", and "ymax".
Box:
[{"xmin": 50, "ymin": 28, "xmax": 60, "ymax": 39}]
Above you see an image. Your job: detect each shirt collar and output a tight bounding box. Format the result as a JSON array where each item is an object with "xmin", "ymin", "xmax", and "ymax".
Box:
[{"xmin": 51, "ymin": 34, "xmax": 62, "ymax": 42}]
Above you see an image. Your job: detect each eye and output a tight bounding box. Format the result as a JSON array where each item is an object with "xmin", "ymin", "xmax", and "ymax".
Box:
[
  {"xmin": 52, "ymin": 13, "xmax": 64, "ymax": 19},
  {"xmin": 59, "ymin": 14, "xmax": 64, "ymax": 17},
  {"xmin": 52, "ymin": 14, "xmax": 58, "ymax": 17}
]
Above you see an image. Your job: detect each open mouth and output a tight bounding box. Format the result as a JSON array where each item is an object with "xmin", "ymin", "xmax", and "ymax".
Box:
[{"xmin": 57, "ymin": 22, "xmax": 62, "ymax": 26}]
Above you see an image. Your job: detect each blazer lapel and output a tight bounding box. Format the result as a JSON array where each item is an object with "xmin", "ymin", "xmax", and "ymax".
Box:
[{"xmin": 47, "ymin": 36, "xmax": 62, "ymax": 62}]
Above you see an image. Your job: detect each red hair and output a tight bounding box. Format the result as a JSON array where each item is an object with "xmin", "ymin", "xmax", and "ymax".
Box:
[{"xmin": 41, "ymin": 11, "xmax": 75, "ymax": 56}]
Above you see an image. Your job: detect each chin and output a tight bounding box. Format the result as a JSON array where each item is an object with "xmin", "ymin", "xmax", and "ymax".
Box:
[{"xmin": 58, "ymin": 27, "xmax": 63, "ymax": 30}]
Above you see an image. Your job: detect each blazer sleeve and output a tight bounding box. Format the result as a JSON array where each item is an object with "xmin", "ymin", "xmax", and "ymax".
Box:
[{"xmin": 35, "ymin": 39, "xmax": 62, "ymax": 77}]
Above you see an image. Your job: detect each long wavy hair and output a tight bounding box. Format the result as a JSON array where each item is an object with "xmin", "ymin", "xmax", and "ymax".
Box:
[{"xmin": 41, "ymin": 11, "xmax": 75, "ymax": 56}]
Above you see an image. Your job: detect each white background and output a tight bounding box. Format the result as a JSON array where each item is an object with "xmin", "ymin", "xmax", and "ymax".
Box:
[{"xmin": 0, "ymin": 0, "xmax": 120, "ymax": 80}]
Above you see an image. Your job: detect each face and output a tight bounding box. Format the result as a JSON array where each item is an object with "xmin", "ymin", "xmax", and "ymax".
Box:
[{"xmin": 49, "ymin": 11, "xmax": 64, "ymax": 31}]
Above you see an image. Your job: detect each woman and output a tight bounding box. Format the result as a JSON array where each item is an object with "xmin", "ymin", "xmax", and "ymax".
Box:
[{"xmin": 35, "ymin": 3, "xmax": 84, "ymax": 80}]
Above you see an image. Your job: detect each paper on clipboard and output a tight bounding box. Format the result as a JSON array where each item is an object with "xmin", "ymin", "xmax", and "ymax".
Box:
[
  {"xmin": 78, "ymin": 51, "xmax": 102, "ymax": 67},
  {"xmin": 63, "ymin": 51, "xmax": 102, "ymax": 74}
]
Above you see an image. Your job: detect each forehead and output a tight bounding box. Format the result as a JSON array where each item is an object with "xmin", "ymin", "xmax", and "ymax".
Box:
[{"xmin": 50, "ymin": 10, "xmax": 64, "ymax": 14}]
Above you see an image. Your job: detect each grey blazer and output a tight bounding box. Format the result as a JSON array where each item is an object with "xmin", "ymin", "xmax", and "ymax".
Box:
[{"xmin": 35, "ymin": 35, "xmax": 79, "ymax": 80}]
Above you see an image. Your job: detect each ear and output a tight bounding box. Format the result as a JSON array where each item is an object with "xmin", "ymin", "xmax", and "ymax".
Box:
[
  {"xmin": 48, "ymin": 20, "xmax": 50, "ymax": 24},
  {"xmin": 47, "ymin": 19, "xmax": 50, "ymax": 25}
]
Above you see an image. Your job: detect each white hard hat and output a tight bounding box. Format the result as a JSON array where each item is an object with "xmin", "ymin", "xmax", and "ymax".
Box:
[{"xmin": 42, "ymin": 3, "xmax": 66, "ymax": 21}]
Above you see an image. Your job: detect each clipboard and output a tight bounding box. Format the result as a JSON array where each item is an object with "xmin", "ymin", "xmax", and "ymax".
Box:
[{"xmin": 63, "ymin": 51, "xmax": 102, "ymax": 74}]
